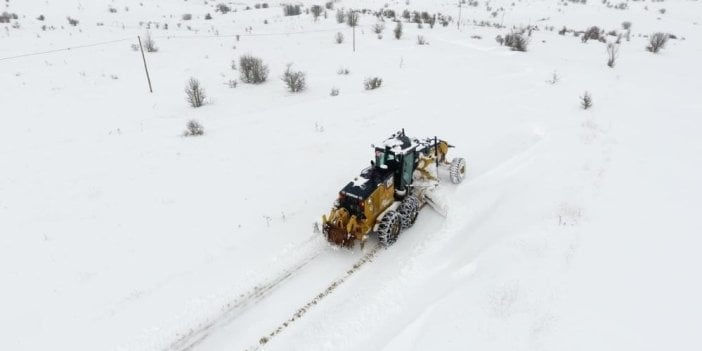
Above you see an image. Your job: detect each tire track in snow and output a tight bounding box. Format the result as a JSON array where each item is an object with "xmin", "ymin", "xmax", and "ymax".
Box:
[
  {"xmin": 166, "ymin": 234, "xmax": 328, "ymax": 351},
  {"xmin": 245, "ymin": 244, "xmax": 383, "ymax": 351}
]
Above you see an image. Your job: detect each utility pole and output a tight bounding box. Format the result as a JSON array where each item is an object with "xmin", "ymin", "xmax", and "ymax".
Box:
[
  {"xmin": 457, "ymin": 1, "xmax": 462, "ymax": 31},
  {"xmin": 137, "ymin": 35, "xmax": 153, "ymax": 93},
  {"xmin": 347, "ymin": 9, "xmax": 359, "ymax": 52}
]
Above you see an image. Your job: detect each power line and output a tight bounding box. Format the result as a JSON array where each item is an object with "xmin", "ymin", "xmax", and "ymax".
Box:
[
  {"xmin": 0, "ymin": 25, "xmax": 365, "ymax": 62},
  {"xmin": 0, "ymin": 37, "xmax": 134, "ymax": 62}
]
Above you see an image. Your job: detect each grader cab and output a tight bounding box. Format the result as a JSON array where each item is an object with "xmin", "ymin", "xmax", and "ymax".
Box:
[{"xmin": 322, "ymin": 130, "xmax": 466, "ymax": 248}]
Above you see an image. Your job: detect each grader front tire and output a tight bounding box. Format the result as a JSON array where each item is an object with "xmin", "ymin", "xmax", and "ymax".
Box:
[{"xmin": 377, "ymin": 211, "xmax": 401, "ymax": 247}]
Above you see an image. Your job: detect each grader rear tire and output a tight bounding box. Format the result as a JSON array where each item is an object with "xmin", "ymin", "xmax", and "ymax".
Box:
[
  {"xmin": 377, "ymin": 211, "xmax": 401, "ymax": 247},
  {"xmin": 398, "ymin": 195, "xmax": 419, "ymax": 230}
]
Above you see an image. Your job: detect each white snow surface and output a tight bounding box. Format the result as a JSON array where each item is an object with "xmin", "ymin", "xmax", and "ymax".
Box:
[{"xmin": 1, "ymin": 0, "xmax": 701, "ymax": 350}]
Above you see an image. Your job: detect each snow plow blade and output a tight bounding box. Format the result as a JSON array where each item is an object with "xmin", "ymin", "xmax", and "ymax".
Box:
[{"xmin": 424, "ymin": 192, "xmax": 448, "ymax": 217}]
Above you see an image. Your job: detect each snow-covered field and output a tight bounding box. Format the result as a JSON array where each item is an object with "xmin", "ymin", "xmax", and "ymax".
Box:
[{"xmin": 1, "ymin": 0, "xmax": 701, "ymax": 350}]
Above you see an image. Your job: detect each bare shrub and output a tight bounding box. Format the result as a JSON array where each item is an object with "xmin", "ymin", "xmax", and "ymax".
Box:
[
  {"xmin": 364, "ymin": 77, "xmax": 382, "ymax": 90},
  {"xmin": 372, "ymin": 21, "xmax": 385, "ymax": 34},
  {"xmin": 184, "ymin": 120, "xmax": 204, "ymax": 136},
  {"xmin": 394, "ymin": 21, "xmax": 403, "ymax": 39},
  {"xmin": 346, "ymin": 10, "xmax": 359, "ymax": 27},
  {"xmin": 67, "ymin": 17, "xmax": 79, "ymax": 26},
  {"xmin": 311, "ymin": 5, "xmax": 323, "ymax": 21},
  {"xmin": 0, "ymin": 12, "xmax": 17, "ymax": 23},
  {"xmin": 283, "ymin": 4, "xmax": 302, "ymax": 16},
  {"xmin": 622, "ymin": 21, "xmax": 632, "ymax": 41},
  {"xmin": 185, "ymin": 78, "xmax": 206, "ymax": 108},
  {"xmin": 504, "ymin": 32, "xmax": 529, "ymax": 51},
  {"xmin": 582, "ymin": 26, "xmax": 601, "ymax": 42},
  {"xmin": 326, "ymin": 2, "xmax": 334, "ymax": 10},
  {"xmin": 546, "ymin": 71, "xmax": 559, "ymax": 85},
  {"xmin": 495, "ymin": 34, "xmax": 504, "ymax": 45},
  {"xmin": 330, "ymin": 87, "xmax": 339, "ymax": 96},
  {"xmin": 606, "ymin": 43, "xmax": 618, "ymax": 67},
  {"xmin": 143, "ymin": 32, "xmax": 158, "ymax": 52},
  {"xmin": 417, "ymin": 35, "xmax": 428, "ymax": 45},
  {"xmin": 580, "ymin": 91, "xmax": 592, "ymax": 110},
  {"xmin": 335, "ymin": 32, "xmax": 344, "ymax": 44},
  {"xmin": 281, "ymin": 64, "xmax": 306, "ymax": 93},
  {"xmin": 239, "ymin": 55, "xmax": 269, "ymax": 83},
  {"xmin": 335, "ymin": 9, "xmax": 345, "ymax": 23},
  {"xmin": 108, "ymin": 7, "xmax": 118, "ymax": 13},
  {"xmin": 337, "ymin": 67, "xmax": 350, "ymax": 75},
  {"xmin": 182, "ymin": 13, "xmax": 192, "ymax": 20},
  {"xmin": 217, "ymin": 3, "xmax": 232, "ymax": 14},
  {"xmin": 646, "ymin": 32, "xmax": 668, "ymax": 53}
]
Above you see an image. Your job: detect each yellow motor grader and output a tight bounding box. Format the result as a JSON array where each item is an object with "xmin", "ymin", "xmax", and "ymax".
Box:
[{"xmin": 322, "ymin": 130, "xmax": 466, "ymax": 248}]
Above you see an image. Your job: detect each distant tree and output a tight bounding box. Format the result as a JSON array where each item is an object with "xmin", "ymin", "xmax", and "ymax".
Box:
[
  {"xmin": 335, "ymin": 9, "xmax": 345, "ymax": 23},
  {"xmin": 239, "ymin": 55, "xmax": 269, "ymax": 83},
  {"xmin": 394, "ymin": 21, "xmax": 403, "ymax": 39},
  {"xmin": 311, "ymin": 5, "xmax": 323, "ymax": 21},
  {"xmin": 606, "ymin": 43, "xmax": 618, "ymax": 67},
  {"xmin": 216, "ymin": 3, "xmax": 232, "ymax": 14}
]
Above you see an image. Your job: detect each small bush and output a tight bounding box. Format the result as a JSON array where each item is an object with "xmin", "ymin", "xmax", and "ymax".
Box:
[
  {"xmin": 67, "ymin": 17, "xmax": 79, "ymax": 26},
  {"xmin": 372, "ymin": 21, "xmax": 385, "ymax": 34},
  {"xmin": 394, "ymin": 21, "xmax": 403, "ymax": 39},
  {"xmin": 504, "ymin": 32, "xmax": 529, "ymax": 51},
  {"xmin": 606, "ymin": 43, "xmax": 618, "ymax": 67},
  {"xmin": 0, "ymin": 12, "xmax": 17, "ymax": 23},
  {"xmin": 330, "ymin": 87, "xmax": 339, "ymax": 96},
  {"xmin": 185, "ymin": 78, "xmax": 206, "ymax": 108},
  {"xmin": 217, "ymin": 3, "xmax": 232, "ymax": 14},
  {"xmin": 283, "ymin": 4, "xmax": 302, "ymax": 16},
  {"xmin": 281, "ymin": 64, "xmax": 306, "ymax": 93},
  {"xmin": 495, "ymin": 34, "xmax": 504, "ymax": 45},
  {"xmin": 239, "ymin": 55, "xmax": 269, "ymax": 83},
  {"xmin": 582, "ymin": 26, "xmax": 601, "ymax": 42},
  {"xmin": 417, "ymin": 35, "xmax": 428, "ymax": 45},
  {"xmin": 646, "ymin": 32, "xmax": 668, "ymax": 53},
  {"xmin": 364, "ymin": 77, "xmax": 382, "ymax": 90},
  {"xmin": 143, "ymin": 32, "xmax": 158, "ymax": 52},
  {"xmin": 184, "ymin": 120, "xmax": 204, "ymax": 136},
  {"xmin": 325, "ymin": 2, "xmax": 334, "ymax": 10},
  {"xmin": 311, "ymin": 5, "xmax": 323, "ymax": 21},
  {"xmin": 108, "ymin": 7, "xmax": 118, "ymax": 13},
  {"xmin": 335, "ymin": 32, "xmax": 344, "ymax": 44},
  {"xmin": 182, "ymin": 13, "xmax": 192, "ymax": 21},
  {"xmin": 337, "ymin": 67, "xmax": 350, "ymax": 75},
  {"xmin": 580, "ymin": 91, "xmax": 592, "ymax": 110},
  {"xmin": 335, "ymin": 9, "xmax": 345, "ymax": 23},
  {"xmin": 37, "ymin": 14, "xmax": 45, "ymax": 21},
  {"xmin": 346, "ymin": 10, "xmax": 359, "ymax": 27},
  {"xmin": 205, "ymin": 13, "xmax": 212, "ymax": 20}
]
